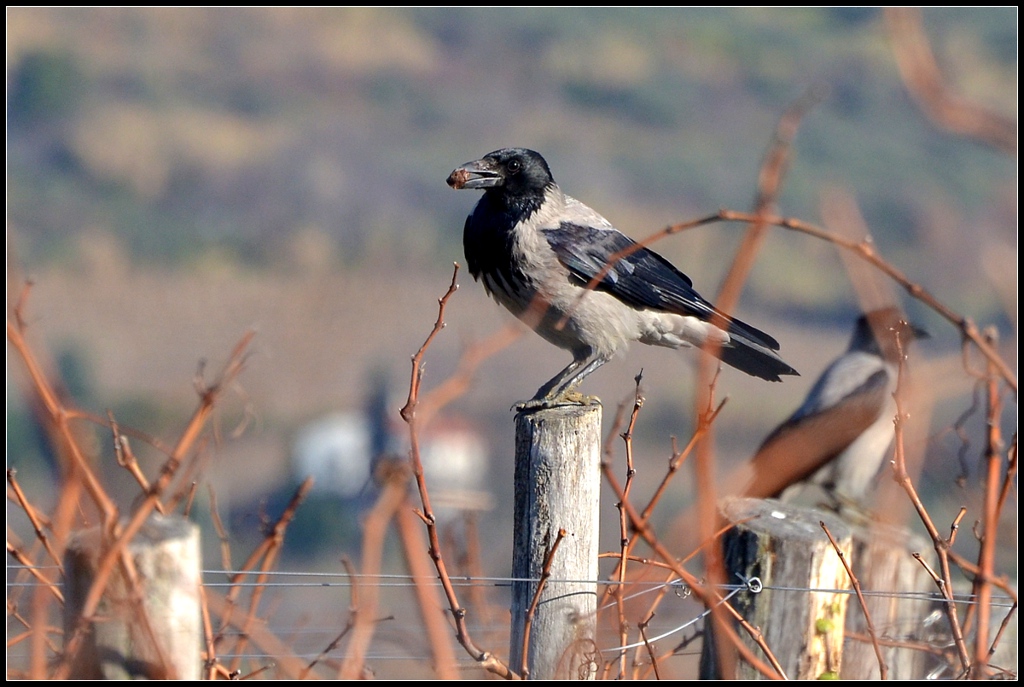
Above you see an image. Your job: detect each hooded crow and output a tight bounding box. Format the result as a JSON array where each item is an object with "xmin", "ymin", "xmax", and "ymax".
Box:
[
  {"xmin": 447, "ymin": 148, "xmax": 798, "ymax": 408},
  {"xmin": 741, "ymin": 306, "xmax": 928, "ymax": 516}
]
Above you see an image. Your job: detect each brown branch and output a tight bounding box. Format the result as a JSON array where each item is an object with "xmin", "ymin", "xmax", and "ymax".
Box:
[
  {"xmin": 691, "ymin": 94, "xmax": 820, "ymax": 678},
  {"xmin": 415, "ymin": 323, "xmax": 522, "ymax": 429},
  {"xmin": 948, "ymin": 507, "xmax": 967, "ymax": 547},
  {"xmin": 611, "ymin": 372, "xmax": 644, "ymax": 679},
  {"xmin": 207, "ymin": 485, "xmax": 233, "ymax": 575},
  {"xmin": 820, "ymin": 521, "xmax": 887, "ymax": 679},
  {"xmin": 989, "ymin": 602, "xmax": 1017, "ymax": 664},
  {"xmin": 57, "ymin": 331, "xmax": 255, "ymax": 679},
  {"xmin": 602, "ymin": 467, "xmax": 787, "ymax": 679},
  {"xmin": 971, "ymin": 328, "xmax": 1003, "ymax": 677},
  {"xmin": 891, "ymin": 333, "xmax": 972, "ymax": 673},
  {"xmin": 520, "ymin": 528, "xmax": 567, "ymax": 678},
  {"xmin": 395, "ymin": 498, "xmax": 461, "ymax": 680},
  {"xmin": 714, "ymin": 209, "xmax": 1016, "ymax": 391},
  {"xmin": 461, "ymin": 512, "xmax": 499, "ymax": 649},
  {"xmin": 945, "ymin": 550, "xmax": 1018, "ymax": 604},
  {"xmin": 204, "ymin": 590, "xmax": 308, "ymax": 680},
  {"xmin": 637, "ymin": 612, "xmax": 662, "ymax": 680},
  {"xmin": 6, "ymin": 538, "xmax": 63, "ymax": 604},
  {"xmin": 199, "ymin": 584, "xmax": 219, "ymax": 681},
  {"xmin": 884, "ymin": 7, "xmax": 1017, "ymax": 157},
  {"xmin": 107, "ymin": 412, "xmax": 166, "ymax": 515},
  {"xmin": 228, "ymin": 477, "xmax": 313, "ymax": 674},
  {"xmin": 644, "ymin": 395, "xmax": 727, "ymax": 526},
  {"xmin": 400, "ymin": 263, "xmax": 460, "ymax": 424},
  {"xmin": 599, "ymin": 387, "xmax": 727, "ymax": 609},
  {"xmin": 7, "ymin": 469, "xmax": 62, "ymax": 570},
  {"xmin": 162, "ymin": 434, "xmax": 213, "ymax": 514},
  {"xmin": 398, "ymin": 266, "xmax": 520, "ymax": 680},
  {"xmin": 339, "ymin": 465, "xmax": 407, "ymax": 679},
  {"xmin": 299, "ymin": 557, "xmax": 358, "ymax": 679},
  {"xmin": 180, "ymin": 481, "xmax": 199, "ymax": 518},
  {"xmin": 996, "ymin": 435, "xmax": 1017, "ymax": 517},
  {"xmin": 7, "ymin": 320, "xmax": 116, "ymax": 521}
]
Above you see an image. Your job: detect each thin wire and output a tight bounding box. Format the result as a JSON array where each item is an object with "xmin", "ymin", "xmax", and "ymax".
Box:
[
  {"xmin": 6, "ymin": 565, "xmax": 1015, "ymax": 607},
  {"xmin": 604, "ymin": 584, "xmax": 744, "ymax": 653}
]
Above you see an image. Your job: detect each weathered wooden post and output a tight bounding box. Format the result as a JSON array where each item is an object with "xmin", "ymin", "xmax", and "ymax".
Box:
[
  {"xmin": 842, "ymin": 522, "xmax": 936, "ymax": 679},
  {"xmin": 509, "ymin": 404, "xmax": 601, "ymax": 680},
  {"xmin": 63, "ymin": 513, "xmax": 202, "ymax": 679},
  {"xmin": 701, "ymin": 497, "xmax": 852, "ymax": 680}
]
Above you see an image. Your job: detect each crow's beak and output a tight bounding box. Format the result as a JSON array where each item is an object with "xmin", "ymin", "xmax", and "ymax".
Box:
[{"xmin": 447, "ymin": 158, "xmax": 502, "ymax": 190}]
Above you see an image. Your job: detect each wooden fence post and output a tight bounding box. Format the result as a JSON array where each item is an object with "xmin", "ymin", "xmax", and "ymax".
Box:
[
  {"xmin": 701, "ymin": 497, "xmax": 852, "ymax": 680},
  {"xmin": 842, "ymin": 522, "xmax": 937, "ymax": 679},
  {"xmin": 509, "ymin": 404, "xmax": 601, "ymax": 680},
  {"xmin": 63, "ymin": 513, "xmax": 202, "ymax": 679}
]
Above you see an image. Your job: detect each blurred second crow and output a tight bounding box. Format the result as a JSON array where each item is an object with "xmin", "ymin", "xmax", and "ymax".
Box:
[{"xmin": 741, "ymin": 307, "xmax": 929, "ymax": 516}]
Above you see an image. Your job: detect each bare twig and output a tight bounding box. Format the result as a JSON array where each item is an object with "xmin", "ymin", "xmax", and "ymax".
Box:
[
  {"xmin": 970, "ymin": 328, "xmax": 1004, "ymax": 678},
  {"xmin": 884, "ymin": 7, "xmax": 1017, "ymax": 156},
  {"xmin": 988, "ymin": 602, "xmax": 1017, "ymax": 663},
  {"xmin": 612, "ymin": 372, "xmax": 644, "ymax": 679},
  {"xmin": 203, "ymin": 591, "xmax": 308, "ymax": 679},
  {"xmin": 892, "ymin": 333, "xmax": 971, "ymax": 673},
  {"xmin": 6, "ymin": 538, "xmax": 63, "ymax": 604},
  {"xmin": 602, "ymin": 467, "xmax": 787, "ymax": 679},
  {"xmin": 300, "ymin": 557, "xmax": 358, "ymax": 679},
  {"xmin": 714, "ymin": 209, "xmax": 1015, "ymax": 391},
  {"xmin": 395, "ymin": 498, "xmax": 461, "ymax": 680},
  {"xmin": 820, "ymin": 521, "xmax": 887, "ymax": 679},
  {"xmin": 398, "ymin": 265, "xmax": 520, "ymax": 680},
  {"xmin": 689, "ymin": 91, "xmax": 820, "ymax": 679},
  {"xmin": 400, "ymin": 264, "xmax": 460, "ymax": 424},
  {"xmin": 637, "ymin": 612, "xmax": 662, "ymax": 680},
  {"xmin": 228, "ymin": 477, "xmax": 313, "ymax": 675},
  {"xmin": 199, "ymin": 584, "xmax": 219, "ymax": 681},
  {"xmin": 7, "ymin": 470, "xmax": 62, "ymax": 570},
  {"xmin": 339, "ymin": 465, "xmax": 407, "ymax": 679},
  {"xmin": 108, "ymin": 412, "xmax": 158, "ymax": 510},
  {"xmin": 207, "ymin": 485, "xmax": 233, "ymax": 574},
  {"xmin": 948, "ymin": 507, "xmax": 967, "ymax": 546},
  {"xmin": 520, "ymin": 528, "xmax": 567, "ymax": 678},
  {"xmin": 7, "ymin": 320, "xmax": 116, "ymax": 520},
  {"xmin": 57, "ymin": 331, "xmax": 255, "ymax": 679}
]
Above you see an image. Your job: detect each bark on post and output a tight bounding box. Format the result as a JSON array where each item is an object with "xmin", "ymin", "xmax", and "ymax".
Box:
[
  {"xmin": 63, "ymin": 513, "xmax": 202, "ymax": 680},
  {"xmin": 701, "ymin": 497, "xmax": 851, "ymax": 680},
  {"xmin": 509, "ymin": 404, "xmax": 601, "ymax": 680}
]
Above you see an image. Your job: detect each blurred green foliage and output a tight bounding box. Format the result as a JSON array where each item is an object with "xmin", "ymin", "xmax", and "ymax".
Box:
[
  {"xmin": 6, "ymin": 8, "xmax": 1016, "ymax": 321},
  {"xmin": 8, "ymin": 49, "xmax": 87, "ymax": 125}
]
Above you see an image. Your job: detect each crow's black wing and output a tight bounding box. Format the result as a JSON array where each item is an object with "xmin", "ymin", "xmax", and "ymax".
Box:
[{"xmin": 542, "ymin": 222, "xmax": 783, "ymax": 351}]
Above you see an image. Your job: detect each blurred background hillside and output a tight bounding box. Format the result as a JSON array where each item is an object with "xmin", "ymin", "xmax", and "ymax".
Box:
[{"xmin": 6, "ymin": 7, "xmax": 1017, "ymax": 675}]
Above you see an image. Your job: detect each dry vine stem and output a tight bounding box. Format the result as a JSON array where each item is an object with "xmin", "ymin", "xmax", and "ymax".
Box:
[
  {"xmin": 520, "ymin": 528, "xmax": 567, "ymax": 678},
  {"xmin": 400, "ymin": 263, "xmax": 521, "ymax": 680},
  {"xmin": 228, "ymin": 477, "xmax": 313, "ymax": 675},
  {"xmin": 602, "ymin": 467, "xmax": 787, "ymax": 680},
  {"xmin": 610, "ymin": 373, "xmax": 644, "ymax": 679},
  {"xmin": 694, "ymin": 90, "xmax": 815, "ymax": 674},
  {"xmin": 891, "ymin": 329, "xmax": 971, "ymax": 674},
  {"xmin": 969, "ymin": 328, "xmax": 1007, "ymax": 678},
  {"xmin": 884, "ymin": 7, "xmax": 1017, "ymax": 156},
  {"xmin": 820, "ymin": 521, "xmax": 887, "ymax": 679}
]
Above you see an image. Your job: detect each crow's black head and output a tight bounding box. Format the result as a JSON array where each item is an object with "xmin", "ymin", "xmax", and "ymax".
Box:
[
  {"xmin": 851, "ymin": 306, "xmax": 930, "ymax": 360},
  {"xmin": 447, "ymin": 148, "xmax": 554, "ymax": 198}
]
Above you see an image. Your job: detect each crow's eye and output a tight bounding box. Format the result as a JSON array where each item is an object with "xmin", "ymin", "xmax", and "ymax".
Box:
[{"xmin": 507, "ymin": 159, "xmax": 522, "ymax": 174}]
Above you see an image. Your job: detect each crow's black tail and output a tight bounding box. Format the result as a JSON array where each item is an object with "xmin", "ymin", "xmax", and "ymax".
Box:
[{"xmin": 715, "ymin": 318, "xmax": 799, "ymax": 382}]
